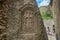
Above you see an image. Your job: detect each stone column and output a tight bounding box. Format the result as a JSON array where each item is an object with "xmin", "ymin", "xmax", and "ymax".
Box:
[{"xmin": 52, "ymin": 0, "xmax": 60, "ymax": 40}]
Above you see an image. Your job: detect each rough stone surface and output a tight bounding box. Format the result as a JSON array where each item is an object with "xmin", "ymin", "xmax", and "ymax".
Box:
[
  {"xmin": 52, "ymin": 0, "xmax": 60, "ymax": 40},
  {"xmin": 0, "ymin": 0, "xmax": 48, "ymax": 40},
  {"xmin": 0, "ymin": 0, "xmax": 8, "ymax": 40}
]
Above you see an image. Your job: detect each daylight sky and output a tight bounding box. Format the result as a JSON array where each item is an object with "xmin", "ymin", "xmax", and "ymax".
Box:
[{"xmin": 36, "ymin": 0, "xmax": 50, "ymax": 7}]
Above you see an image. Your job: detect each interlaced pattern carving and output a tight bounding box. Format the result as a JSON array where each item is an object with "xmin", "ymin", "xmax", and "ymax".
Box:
[{"xmin": 0, "ymin": 0, "xmax": 8, "ymax": 40}]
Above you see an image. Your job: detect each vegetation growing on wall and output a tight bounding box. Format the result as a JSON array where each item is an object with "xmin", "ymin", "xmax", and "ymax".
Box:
[{"xmin": 41, "ymin": 10, "xmax": 53, "ymax": 19}]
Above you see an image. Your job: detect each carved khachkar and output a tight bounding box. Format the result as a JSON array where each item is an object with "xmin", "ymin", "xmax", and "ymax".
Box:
[
  {"xmin": 0, "ymin": 0, "xmax": 8, "ymax": 40},
  {"xmin": 6, "ymin": 0, "xmax": 48, "ymax": 40},
  {"xmin": 20, "ymin": 4, "xmax": 48, "ymax": 40}
]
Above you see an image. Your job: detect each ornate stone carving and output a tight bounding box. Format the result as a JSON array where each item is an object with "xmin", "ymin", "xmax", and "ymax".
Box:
[{"xmin": 0, "ymin": 0, "xmax": 8, "ymax": 40}]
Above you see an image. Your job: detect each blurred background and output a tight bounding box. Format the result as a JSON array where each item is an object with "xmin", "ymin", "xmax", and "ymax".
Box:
[{"xmin": 36, "ymin": 0, "xmax": 56, "ymax": 40}]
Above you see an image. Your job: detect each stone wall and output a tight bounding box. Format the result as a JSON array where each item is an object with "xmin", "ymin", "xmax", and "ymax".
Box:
[
  {"xmin": 0, "ymin": 0, "xmax": 8, "ymax": 40},
  {"xmin": 0, "ymin": 0, "xmax": 48, "ymax": 40}
]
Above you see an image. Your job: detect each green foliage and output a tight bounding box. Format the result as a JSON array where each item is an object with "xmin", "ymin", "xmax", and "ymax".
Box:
[{"xmin": 41, "ymin": 10, "xmax": 53, "ymax": 20}]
